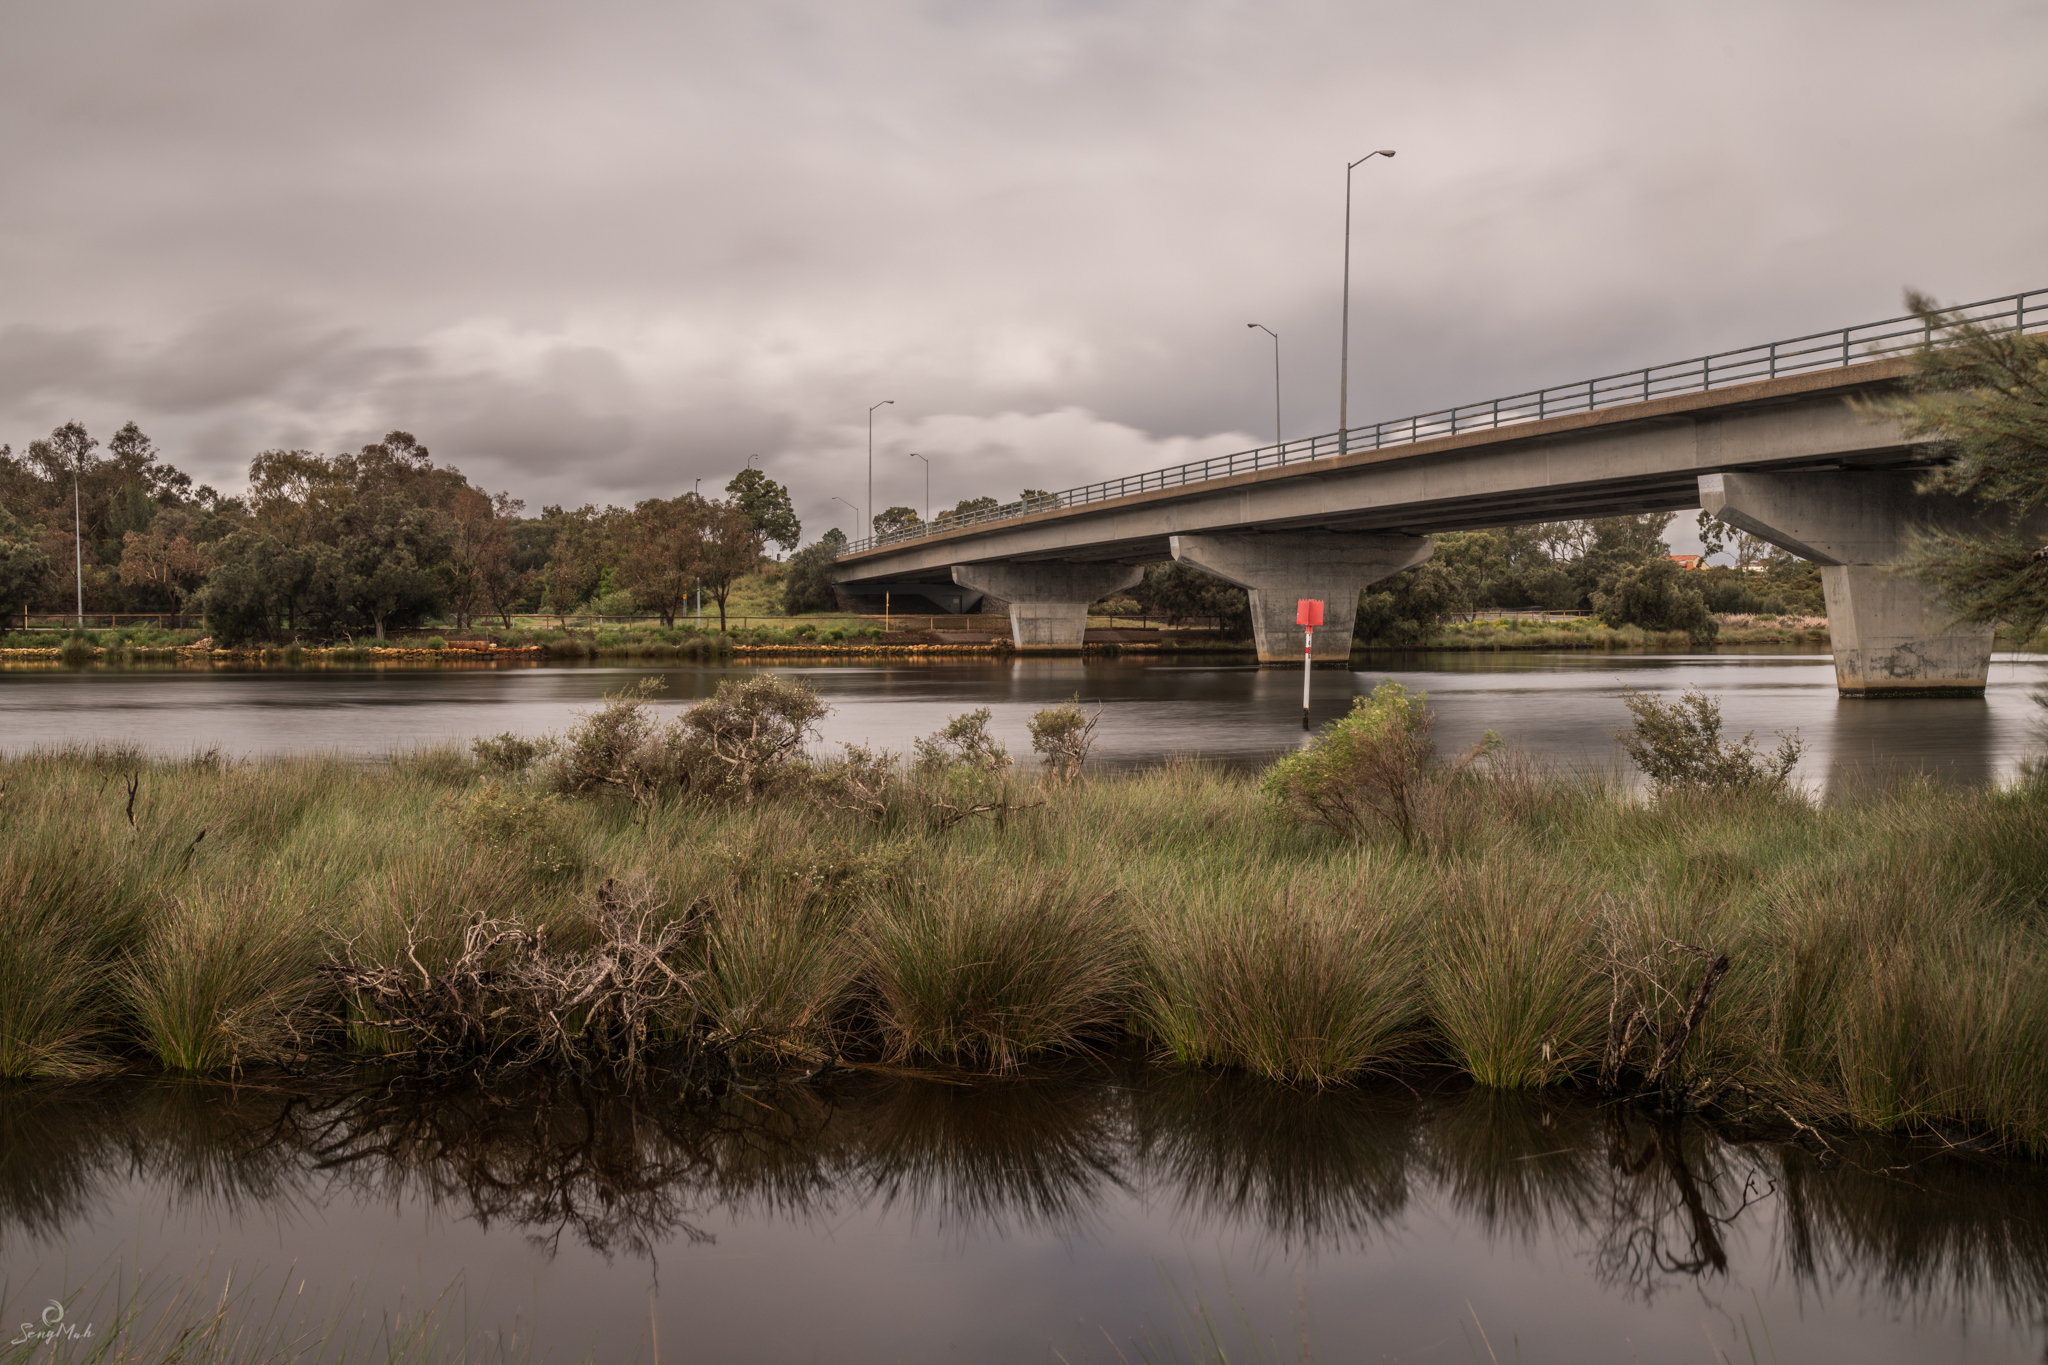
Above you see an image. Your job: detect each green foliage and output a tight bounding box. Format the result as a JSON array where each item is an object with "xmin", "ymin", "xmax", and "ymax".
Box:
[
  {"xmin": 725, "ymin": 467, "xmax": 801, "ymax": 552},
  {"xmin": 913, "ymin": 707, "xmax": 1010, "ymax": 773},
  {"xmin": 546, "ymin": 678, "xmax": 695, "ymax": 808},
  {"xmin": 451, "ymin": 783, "xmax": 584, "ymax": 879},
  {"xmin": 124, "ymin": 889, "xmax": 318, "ymax": 1072},
  {"xmin": 781, "ymin": 528, "xmax": 848, "ymax": 614},
  {"xmin": 1615, "ymin": 687, "xmax": 1803, "ymax": 795},
  {"xmin": 471, "ymin": 731, "xmax": 559, "ymax": 775},
  {"xmin": 1128, "ymin": 561, "xmax": 1251, "ymax": 636},
  {"xmin": 676, "ymin": 673, "xmax": 829, "ymax": 801},
  {"xmin": 857, "ymin": 875, "xmax": 1130, "ymax": 1070},
  {"xmin": 872, "ymin": 504, "xmax": 921, "ymax": 538},
  {"xmin": 1870, "ymin": 296, "xmax": 2048, "ymax": 632},
  {"xmin": 0, "ymin": 502, "xmax": 51, "ymax": 616},
  {"xmin": 1027, "ymin": 694, "xmax": 1101, "ymax": 782},
  {"xmin": 1592, "ymin": 556, "xmax": 1719, "ymax": 642},
  {"xmin": 1262, "ymin": 680, "xmax": 1436, "ymax": 843}
]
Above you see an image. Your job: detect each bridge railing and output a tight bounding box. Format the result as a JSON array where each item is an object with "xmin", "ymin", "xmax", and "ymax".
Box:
[{"xmin": 842, "ymin": 287, "xmax": 2047, "ymax": 557}]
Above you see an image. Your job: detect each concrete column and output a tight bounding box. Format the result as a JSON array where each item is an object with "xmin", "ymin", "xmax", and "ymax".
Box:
[
  {"xmin": 950, "ymin": 561, "xmax": 1144, "ymax": 650},
  {"xmin": 1699, "ymin": 470, "xmax": 2008, "ymax": 697},
  {"xmin": 1169, "ymin": 531, "xmax": 1434, "ymax": 663}
]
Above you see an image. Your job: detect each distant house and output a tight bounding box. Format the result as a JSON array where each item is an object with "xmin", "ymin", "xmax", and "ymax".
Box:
[{"xmin": 1668, "ymin": 554, "xmax": 1704, "ymax": 571}]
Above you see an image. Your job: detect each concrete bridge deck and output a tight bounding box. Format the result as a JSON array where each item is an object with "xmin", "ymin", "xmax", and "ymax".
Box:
[{"xmin": 830, "ymin": 290, "xmax": 2045, "ymax": 695}]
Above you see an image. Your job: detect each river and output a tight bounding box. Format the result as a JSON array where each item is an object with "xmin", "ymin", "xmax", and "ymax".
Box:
[{"xmin": 3, "ymin": 647, "xmax": 2044, "ymax": 793}]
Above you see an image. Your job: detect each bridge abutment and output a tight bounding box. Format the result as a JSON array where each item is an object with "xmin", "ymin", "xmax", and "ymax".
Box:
[
  {"xmin": 1169, "ymin": 531, "xmax": 1435, "ymax": 663},
  {"xmin": 950, "ymin": 562, "xmax": 1144, "ymax": 650},
  {"xmin": 1699, "ymin": 471, "xmax": 2008, "ymax": 697}
]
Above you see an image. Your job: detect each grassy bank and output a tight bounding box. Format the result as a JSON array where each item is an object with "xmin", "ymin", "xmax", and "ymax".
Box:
[
  {"xmin": 5, "ymin": 697, "xmax": 2047, "ymax": 1153},
  {"xmin": 1359, "ymin": 614, "xmax": 1833, "ymax": 652}
]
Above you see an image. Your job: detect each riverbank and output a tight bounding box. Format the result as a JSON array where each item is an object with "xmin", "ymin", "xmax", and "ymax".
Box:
[
  {"xmin": 7, "ymin": 699, "xmax": 2046, "ymax": 1154},
  {"xmin": 1364, "ymin": 614, "xmax": 1832, "ymax": 652}
]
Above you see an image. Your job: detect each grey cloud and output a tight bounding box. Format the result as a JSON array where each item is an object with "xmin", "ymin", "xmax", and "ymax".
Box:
[{"xmin": 0, "ymin": 0, "xmax": 2042, "ymax": 534}]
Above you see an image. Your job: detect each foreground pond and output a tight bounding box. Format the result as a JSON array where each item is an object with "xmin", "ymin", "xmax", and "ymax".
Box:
[
  {"xmin": 4, "ymin": 648, "xmax": 2046, "ymax": 793},
  {"xmin": 4, "ymin": 1069, "xmax": 2045, "ymax": 1362}
]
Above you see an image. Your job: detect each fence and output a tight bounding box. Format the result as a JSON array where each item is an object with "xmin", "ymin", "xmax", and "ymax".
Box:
[
  {"xmin": 16, "ymin": 613, "xmax": 200, "ymax": 632},
  {"xmin": 842, "ymin": 286, "xmax": 2048, "ymax": 556}
]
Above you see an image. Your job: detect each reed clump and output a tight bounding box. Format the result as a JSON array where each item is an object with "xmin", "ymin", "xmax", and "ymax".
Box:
[{"xmin": 5, "ymin": 684, "xmax": 2048, "ymax": 1154}]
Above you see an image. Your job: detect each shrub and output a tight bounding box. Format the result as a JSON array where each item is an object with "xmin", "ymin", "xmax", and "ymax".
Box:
[
  {"xmin": 678, "ymin": 674, "xmax": 829, "ymax": 801},
  {"xmin": 811, "ymin": 742, "xmax": 897, "ymax": 822},
  {"xmin": 471, "ymin": 731, "xmax": 559, "ymax": 775},
  {"xmin": 1027, "ymin": 695, "xmax": 1101, "ymax": 783},
  {"xmin": 451, "ymin": 782, "xmax": 585, "ymax": 879},
  {"xmin": 546, "ymin": 678, "xmax": 693, "ymax": 807},
  {"xmin": 424, "ymin": 635, "xmax": 448, "ymax": 651},
  {"xmin": 913, "ymin": 707, "xmax": 1011, "ymax": 774},
  {"xmin": 1262, "ymin": 680, "xmax": 1435, "ymax": 843},
  {"xmin": 1615, "ymin": 688, "xmax": 1803, "ymax": 795}
]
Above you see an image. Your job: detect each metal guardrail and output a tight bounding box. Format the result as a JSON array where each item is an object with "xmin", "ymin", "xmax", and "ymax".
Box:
[{"xmin": 842, "ymin": 287, "xmax": 2047, "ymax": 557}]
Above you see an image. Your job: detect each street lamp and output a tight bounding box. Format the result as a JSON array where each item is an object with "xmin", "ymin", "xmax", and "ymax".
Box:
[
  {"xmin": 71, "ymin": 453, "xmax": 84, "ymax": 627},
  {"xmin": 1246, "ymin": 323, "xmax": 1281, "ymax": 448},
  {"xmin": 1339, "ymin": 149, "xmax": 1395, "ymax": 456},
  {"xmin": 747, "ymin": 453, "xmax": 762, "ymax": 470},
  {"xmin": 907, "ymin": 452, "xmax": 931, "ymax": 526},
  {"xmin": 831, "ymin": 495, "xmax": 860, "ymax": 542},
  {"xmin": 867, "ymin": 400, "xmax": 894, "ymax": 538}
]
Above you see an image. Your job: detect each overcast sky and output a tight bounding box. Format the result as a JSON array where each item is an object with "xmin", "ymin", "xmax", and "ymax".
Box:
[{"xmin": 3, "ymin": 1, "xmax": 2044, "ymax": 552}]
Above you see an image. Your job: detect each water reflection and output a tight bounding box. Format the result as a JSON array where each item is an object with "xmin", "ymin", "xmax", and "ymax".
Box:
[{"xmin": 8, "ymin": 1067, "xmax": 2048, "ymax": 1334}]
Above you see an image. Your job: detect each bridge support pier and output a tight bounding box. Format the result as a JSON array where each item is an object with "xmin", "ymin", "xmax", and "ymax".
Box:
[
  {"xmin": 1169, "ymin": 531, "xmax": 1435, "ymax": 663},
  {"xmin": 1700, "ymin": 471, "xmax": 2012, "ymax": 697},
  {"xmin": 951, "ymin": 562, "xmax": 1144, "ymax": 650}
]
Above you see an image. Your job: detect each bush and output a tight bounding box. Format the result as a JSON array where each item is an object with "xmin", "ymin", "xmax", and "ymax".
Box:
[
  {"xmin": 782, "ymin": 530, "xmax": 848, "ymax": 614},
  {"xmin": 450, "ymin": 782, "xmax": 585, "ymax": 879},
  {"xmin": 546, "ymin": 678, "xmax": 695, "ymax": 808},
  {"xmin": 913, "ymin": 707, "xmax": 1010, "ymax": 774},
  {"xmin": 471, "ymin": 731, "xmax": 559, "ymax": 775},
  {"xmin": 678, "ymin": 674, "xmax": 829, "ymax": 800},
  {"xmin": 1262, "ymin": 680, "xmax": 1435, "ymax": 844},
  {"xmin": 424, "ymin": 635, "xmax": 447, "ymax": 651},
  {"xmin": 1027, "ymin": 695, "xmax": 1101, "ymax": 783},
  {"xmin": 1615, "ymin": 687, "xmax": 1803, "ymax": 795}
]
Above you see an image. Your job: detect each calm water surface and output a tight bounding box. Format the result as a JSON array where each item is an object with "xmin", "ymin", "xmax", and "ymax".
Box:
[
  {"xmin": 5, "ymin": 1070, "xmax": 2046, "ymax": 1363},
  {"xmin": 3, "ymin": 648, "xmax": 2046, "ymax": 794}
]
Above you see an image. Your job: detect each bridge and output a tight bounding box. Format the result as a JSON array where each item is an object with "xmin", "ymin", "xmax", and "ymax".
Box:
[{"xmin": 830, "ymin": 289, "xmax": 2047, "ymax": 696}]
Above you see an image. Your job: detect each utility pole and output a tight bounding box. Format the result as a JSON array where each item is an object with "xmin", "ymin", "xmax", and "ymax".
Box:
[{"xmin": 1339, "ymin": 150, "xmax": 1395, "ymax": 456}]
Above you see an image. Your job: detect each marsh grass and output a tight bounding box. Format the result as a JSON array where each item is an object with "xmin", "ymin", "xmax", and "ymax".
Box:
[{"xmin": 6, "ymin": 715, "xmax": 2048, "ymax": 1149}]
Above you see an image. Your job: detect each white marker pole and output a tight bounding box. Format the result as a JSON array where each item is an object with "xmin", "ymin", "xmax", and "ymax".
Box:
[{"xmin": 1302, "ymin": 624, "xmax": 1314, "ymax": 730}]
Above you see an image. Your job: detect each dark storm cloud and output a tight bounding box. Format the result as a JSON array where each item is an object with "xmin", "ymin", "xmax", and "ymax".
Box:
[{"xmin": 1, "ymin": 0, "xmax": 2044, "ymax": 543}]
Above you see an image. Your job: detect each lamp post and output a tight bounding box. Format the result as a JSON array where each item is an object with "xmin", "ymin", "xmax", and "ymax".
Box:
[
  {"xmin": 1339, "ymin": 149, "xmax": 1395, "ymax": 456},
  {"xmin": 747, "ymin": 453, "xmax": 762, "ymax": 470},
  {"xmin": 71, "ymin": 455, "xmax": 84, "ymax": 627},
  {"xmin": 867, "ymin": 400, "xmax": 894, "ymax": 539},
  {"xmin": 1246, "ymin": 323, "xmax": 1282, "ymax": 448},
  {"xmin": 907, "ymin": 452, "xmax": 931, "ymax": 526},
  {"xmin": 831, "ymin": 496, "xmax": 859, "ymax": 542}
]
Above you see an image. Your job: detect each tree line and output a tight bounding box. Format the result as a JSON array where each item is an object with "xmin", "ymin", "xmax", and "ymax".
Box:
[{"xmin": 0, "ymin": 427, "xmax": 800, "ymax": 641}]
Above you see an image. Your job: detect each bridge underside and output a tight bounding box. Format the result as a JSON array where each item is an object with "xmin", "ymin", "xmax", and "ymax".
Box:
[{"xmin": 827, "ymin": 360, "xmax": 2005, "ymax": 692}]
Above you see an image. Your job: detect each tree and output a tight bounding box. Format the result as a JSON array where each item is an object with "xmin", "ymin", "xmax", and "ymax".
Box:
[
  {"xmin": 782, "ymin": 529, "xmax": 847, "ymax": 614},
  {"xmin": 1873, "ymin": 294, "xmax": 2048, "ymax": 634},
  {"xmin": 725, "ymin": 469, "xmax": 800, "ymax": 553},
  {"xmin": 872, "ymin": 505, "xmax": 921, "ymax": 539},
  {"xmin": 1592, "ymin": 556, "xmax": 1718, "ymax": 643},
  {"xmin": 0, "ymin": 503, "xmax": 50, "ymax": 622},
  {"xmin": 939, "ymin": 496, "xmax": 1000, "ymax": 526},
  {"xmin": 618, "ymin": 495, "xmax": 706, "ymax": 627},
  {"xmin": 697, "ymin": 499, "xmax": 763, "ymax": 630},
  {"xmin": 195, "ymin": 532, "xmax": 314, "ymax": 642},
  {"xmin": 1128, "ymin": 562, "xmax": 1251, "ymax": 636},
  {"xmin": 447, "ymin": 486, "xmax": 523, "ymax": 629},
  {"xmin": 1020, "ymin": 488, "xmax": 1059, "ymax": 512},
  {"xmin": 118, "ymin": 512, "xmax": 217, "ymax": 611}
]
